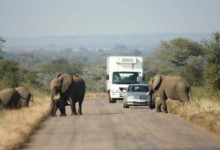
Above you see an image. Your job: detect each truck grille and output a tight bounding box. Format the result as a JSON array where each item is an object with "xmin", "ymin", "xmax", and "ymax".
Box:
[{"xmin": 119, "ymin": 87, "xmax": 125, "ymax": 92}]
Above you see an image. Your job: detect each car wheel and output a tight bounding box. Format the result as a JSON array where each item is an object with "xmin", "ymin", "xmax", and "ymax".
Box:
[{"xmin": 112, "ymin": 98, "xmax": 116, "ymax": 103}]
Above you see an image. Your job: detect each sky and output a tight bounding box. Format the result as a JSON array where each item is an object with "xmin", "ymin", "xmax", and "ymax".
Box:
[{"xmin": 0, "ymin": 0, "xmax": 220, "ymax": 37}]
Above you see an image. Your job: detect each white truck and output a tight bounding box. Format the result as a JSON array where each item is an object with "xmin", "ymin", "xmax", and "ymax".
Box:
[{"xmin": 106, "ymin": 56, "xmax": 144, "ymax": 103}]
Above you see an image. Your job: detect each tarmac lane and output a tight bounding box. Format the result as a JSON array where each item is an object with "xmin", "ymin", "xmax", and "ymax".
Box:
[{"xmin": 23, "ymin": 98, "xmax": 220, "ymax": 150}]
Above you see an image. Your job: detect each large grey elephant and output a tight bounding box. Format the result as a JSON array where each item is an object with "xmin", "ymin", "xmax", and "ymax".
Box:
[
  {"xmin": 15, "ymin": 86, "xmax": 34, "ymax": 107},
  {"xmin": 50, "ymin": 74, "xmax": 86, "ymax": 117},
  {"xmin": 0, "ymin": 88, "xmax": 20, "ymax": 109},
  {"xmin": 149, "ymin": 75, "xmax": 190, "ymax": 113}
]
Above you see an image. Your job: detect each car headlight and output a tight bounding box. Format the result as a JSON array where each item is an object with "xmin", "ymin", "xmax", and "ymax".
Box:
[{"xmin": 127, "ymin": 95, "xmax": 133, "ymax": 100}]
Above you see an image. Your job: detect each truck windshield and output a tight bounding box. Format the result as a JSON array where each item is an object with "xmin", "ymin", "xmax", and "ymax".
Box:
[{"xmin": 112, "ymin": 72, "xmax": 139, "ymax": 84}]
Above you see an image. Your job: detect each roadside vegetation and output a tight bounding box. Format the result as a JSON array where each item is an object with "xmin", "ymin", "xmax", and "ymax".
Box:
[
  {"xmin": 167, "ymin": 86, "xmax": 220, "ymax": 136},
  {"xmin": 0, "ymin": 32, "xmax": 220, "ymax": 149}
]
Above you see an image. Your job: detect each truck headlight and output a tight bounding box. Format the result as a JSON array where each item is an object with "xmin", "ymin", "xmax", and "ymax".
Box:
[{"xmin": 112, "ymin": 90, "xmax": 120, "ymax": 93}]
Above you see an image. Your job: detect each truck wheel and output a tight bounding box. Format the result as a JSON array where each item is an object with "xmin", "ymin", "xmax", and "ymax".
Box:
[
  {"xmin": 108, "ymin": 92, "xmax": 112, "ymax": 103},
  {"xmin": 112, "ymin": 99, "xmax": 116, "ymax": 103}
]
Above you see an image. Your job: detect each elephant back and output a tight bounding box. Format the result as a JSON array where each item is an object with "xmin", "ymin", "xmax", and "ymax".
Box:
[{"xmin": 15, "ymin": 86, "xmax": 31, "ymax": 107}]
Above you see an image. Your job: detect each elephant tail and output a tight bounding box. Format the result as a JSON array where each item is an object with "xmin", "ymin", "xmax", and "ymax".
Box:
[
  {"xmin": 30, "ymin": 94, "xmax": 34, "ymax": 103},
  {"xmin": 188, "ymin": 85, "xmax": 193, "ymax": 102}
]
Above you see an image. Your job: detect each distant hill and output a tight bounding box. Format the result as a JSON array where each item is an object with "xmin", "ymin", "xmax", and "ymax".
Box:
[{"xmin": 3, "ymin": 33, "xmax": 212, "ymax": 50}]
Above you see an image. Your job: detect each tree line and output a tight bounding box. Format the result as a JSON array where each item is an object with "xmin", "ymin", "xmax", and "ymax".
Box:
[
  {"xmin": 0, "ymin": 32, "xmax": 220, "ymax": 93},
  {"xmin": 143, "ymin": 32, "xmax": 220, "ymax": 90}
]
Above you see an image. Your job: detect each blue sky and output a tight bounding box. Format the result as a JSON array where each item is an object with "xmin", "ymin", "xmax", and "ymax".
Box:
[{"xmin": 0, "ymin": 0, "xmax": 220, "ymax": 37}]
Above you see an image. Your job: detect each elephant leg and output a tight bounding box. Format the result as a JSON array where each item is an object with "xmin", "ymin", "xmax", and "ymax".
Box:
[
  {"xmin": 51, "ymin": 100, "xmax": 57, "ymax": 117},
  {"xmin": 60, "ymin": 97, "xmax": 67, "ymax": 116},
  {"xmin": 78, "ymin": 100, "xmax": 83, "ymax": 115},
  {"xmin": 69, "ymin": 97, "xmax": 77, "ymax": 116},
  {"xmin": 161, "ymin": 98, "xmax": 168, "ymax": 113},
  {"xmin": 160, "ymin": 94, "xmax": 168, "ymax": 113},
  {"xmin": 156, "ymin": 100, "xmax": 162, "ymax": 112}
]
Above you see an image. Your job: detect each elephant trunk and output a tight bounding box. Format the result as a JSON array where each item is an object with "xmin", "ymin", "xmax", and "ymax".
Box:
[
  {"xmin": 50, "ymin": 89, "xmax": 55, "ymax": 116},
  {"xmin": 149, "ymin": 91, "xmax": 153, "ymax": 110}
]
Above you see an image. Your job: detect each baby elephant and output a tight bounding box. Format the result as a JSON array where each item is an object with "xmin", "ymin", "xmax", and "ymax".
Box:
[{"xmin": 52, "ymin": 98, "xmax": 70, "ymax": 117}]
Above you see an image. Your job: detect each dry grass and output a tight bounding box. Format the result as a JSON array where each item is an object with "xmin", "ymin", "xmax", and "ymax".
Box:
[
  {"xmin": 156, "ymin": 87, "xmax": 220, "ymax": 136},
  {"xmin": 85, "ymin": 93, "xmax": 108, "ymax": 98},
  {"xmin": 0, "ymin": 88, "xmax": 51, "ymax": 150},
  {"xmin": 0, "ymin": 92, "xmax": 107, "ymax": 150},
  {"xmin": 167, "ymin": 99, "xmax": 220, "ymax": 136}
]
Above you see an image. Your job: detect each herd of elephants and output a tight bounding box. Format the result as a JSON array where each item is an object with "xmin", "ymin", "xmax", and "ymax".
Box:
[{"xmin": 0, "ymin": 73, "xmax": 190, "ymax": 115}]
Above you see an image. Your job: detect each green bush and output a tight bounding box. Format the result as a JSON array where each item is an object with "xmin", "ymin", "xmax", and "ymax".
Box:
[{"xmin": 0, "ymin": 59, "xmax": 20, "ymax": 88}]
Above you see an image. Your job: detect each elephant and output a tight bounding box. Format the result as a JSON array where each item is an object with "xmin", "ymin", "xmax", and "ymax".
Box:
[
  {"xmin": 0, "ymin": 88, "xmax": 20, "ymax": 109},
  {"xmin": 51, "ymin": 98, "xmax": 70, "ymax": 117},
  {"xmin": 149, "ymin": 75, "xmax": 190, "ymax": 113},
  {"xmin": 50, "ymin": 74, "xmax": 86, "ymax": 117},
  {"xmin": 15, "ymin": 86, "xmax": 34, "ymax": 107}
]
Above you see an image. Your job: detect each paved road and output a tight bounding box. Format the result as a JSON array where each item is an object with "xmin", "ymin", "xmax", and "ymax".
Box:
[{"xmin": 23, "ymin": 98, "xmax": 220, "ymax": 150}]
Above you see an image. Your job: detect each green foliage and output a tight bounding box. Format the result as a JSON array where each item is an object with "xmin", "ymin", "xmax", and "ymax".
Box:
[
  {"xmin": 0, "ymin": 37, "xmax": 6, "ymax": 59},
  {"xmin": 41, "ymin": 57, "xmax": 84, "ymax": 75},
  {"xmin": 36, "ymin": 72, "xmax": 59, "ymax": 89},
  {"xmin": 203, "ymin": 32, "xmax": 220, "ymax": 90},
  {"xmin": 146, "ymin": 37, "xmax": 205, "ymax": 86},
  {"xmin": 20, "ymin": 70, "xmax": 43, "ymax": 88},
  {"xmin": 0, "ymin": 59, "xmax": 20, "ymax": 88},
  {"xmin": 143, "ymin": 56, "xmax": 159, "ymax": 82},
  {"xmin": 184, "ymin": 56, "xmax": 205, "ymax": 86},
  {"xmin": 81, "ymin": 65, "xmax": 106, "ymax": 92},
  {"xmin": 154, "ymin": 37, "xmax": 204, "ymax": 65}
]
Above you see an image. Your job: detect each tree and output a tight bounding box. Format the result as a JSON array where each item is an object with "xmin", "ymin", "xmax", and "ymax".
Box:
[
  {"xmin": 184, "ymin": 56, "xmax": 205, "ymax": 86},
  {"xmin": 203, "ymin": 32, "xmax": 220, "ymax": 90},
  {"xmin": 0, "ymin": 59, "xmax": 20, "ymax": 87},
  {"xmin": 153, "ymin": 37, "xmax": 205, "ymax": 85},
  {"xmin": 0, "ymin": 37, "xmax": 6, "ymax": 59},
  {"xmin": 154, "ymin": 37, "xmax": 205, "ymax": 67}
]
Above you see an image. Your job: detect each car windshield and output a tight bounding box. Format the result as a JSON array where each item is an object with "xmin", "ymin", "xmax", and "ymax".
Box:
[
  {"xmin": 127, "ymin": 85, "xmax": 149, "ymax": 92},
  {"xmin": 112, "ymin": 72, "xmax": 139, "ymax": 84}
]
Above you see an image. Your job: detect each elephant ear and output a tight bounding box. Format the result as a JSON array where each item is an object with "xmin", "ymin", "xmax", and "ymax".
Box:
[
  {"xmin": 61, "ymin": 74, "xmax": 73, "ymax": 93},
  {"xmin": 152, "ymin": 75, "xmax": 161, "ymax": 91}
]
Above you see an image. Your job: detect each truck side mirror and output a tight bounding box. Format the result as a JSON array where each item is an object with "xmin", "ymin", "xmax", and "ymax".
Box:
[{"xmin": 106, "ymin": 75, "xmax": 109, "ymax": 80}]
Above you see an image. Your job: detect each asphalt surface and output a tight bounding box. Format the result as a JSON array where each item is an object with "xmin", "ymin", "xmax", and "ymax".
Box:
[{"xmin": 23, "ymin": 98, "xmax": 220, "ymax": 150}]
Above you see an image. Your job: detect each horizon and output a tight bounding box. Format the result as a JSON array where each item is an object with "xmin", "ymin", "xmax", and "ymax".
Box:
[{"xmin": 2, "ymin": 32, "xmax": 214, "ymax": 39}]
